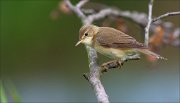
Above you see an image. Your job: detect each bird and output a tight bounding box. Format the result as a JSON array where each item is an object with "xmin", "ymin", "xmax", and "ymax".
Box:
[{"xmin": 76, "ymin": 24, "xmax": 167, "ymax": 61}]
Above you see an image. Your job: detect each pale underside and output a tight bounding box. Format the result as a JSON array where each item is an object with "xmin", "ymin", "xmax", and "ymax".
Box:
[{"xmin": 94, "ymin": 43, "xmax": 138, "ymax": 59}]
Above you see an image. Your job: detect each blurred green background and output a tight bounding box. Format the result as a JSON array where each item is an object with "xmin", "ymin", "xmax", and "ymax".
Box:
[{"xmin": 1, "ymin": 0, "xmax": 179, "ymax": 102}]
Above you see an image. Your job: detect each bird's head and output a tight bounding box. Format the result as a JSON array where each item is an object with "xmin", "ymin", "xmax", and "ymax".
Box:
[{"xmin": 75, "ymin": 25, "xmax": 99, "ymax": 46}]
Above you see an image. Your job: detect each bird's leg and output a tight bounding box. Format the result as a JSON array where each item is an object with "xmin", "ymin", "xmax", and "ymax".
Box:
[
  {"xmin": 101, "ymin": 54, "xmax": 140, "ymax": 73},
  {"xmin": 101, "ymin": 59, "xmax": 123, "ymax": 73}
]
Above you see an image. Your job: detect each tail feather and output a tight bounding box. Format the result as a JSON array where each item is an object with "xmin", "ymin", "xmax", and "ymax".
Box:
[{"xmin": 137, "ymin": 49, "xmax": 167, "ymax": 60}]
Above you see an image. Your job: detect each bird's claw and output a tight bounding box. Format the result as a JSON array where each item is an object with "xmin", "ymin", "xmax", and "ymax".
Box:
[{"xmin": 101, "ymin": 60, "xmax": 123, "ymax": 73}]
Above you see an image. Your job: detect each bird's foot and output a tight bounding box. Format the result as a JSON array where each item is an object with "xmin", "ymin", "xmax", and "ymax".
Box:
[
  {"xmin": 100, "ymin": 55, "xmax": 140, "ymax": 73},
  {"xmin": 101, "ymin": 60, "xmax": 123, "ymax": 73}
]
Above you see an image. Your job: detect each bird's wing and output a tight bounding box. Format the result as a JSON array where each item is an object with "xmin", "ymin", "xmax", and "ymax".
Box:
[{"xmin": 95, "ymin": 27, "xmax": 146, "ymax": 48}]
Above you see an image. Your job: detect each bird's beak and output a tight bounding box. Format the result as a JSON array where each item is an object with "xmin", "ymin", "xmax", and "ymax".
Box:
[{"xmin": 75, "ymin": 40, "xmax": 82, "ymax": 46}]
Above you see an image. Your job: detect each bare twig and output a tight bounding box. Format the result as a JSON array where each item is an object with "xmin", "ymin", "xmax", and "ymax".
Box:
[
  {"xmin": 64, "ymin": 0, "xmax": 86, "ymax": 20},
  {"xmin": 83, "ymin": 73, "xmax": 89, "ymax": 81},
  {"xmin": 76, "ymin": 0, "xmax": 89, "ymax": 8},
  {"xmin": 87, "ymin": 47, "xmax": 109, "ymax": 103},
  {"xmin": 152, "ymin": 11, "xmax": 180, "ymax": 22},
  {"xmin": 144, "ymin": 0, "xmax": 154, "ymax": 47},
  {"xmin": 64, "ymin": 0, "xmax": 109, "ymax": 102}
]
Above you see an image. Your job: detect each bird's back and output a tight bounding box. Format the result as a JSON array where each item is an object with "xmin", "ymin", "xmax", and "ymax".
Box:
[{"xmin": 95, "ymin": 27, "xmax": 146, "ymax": 49}]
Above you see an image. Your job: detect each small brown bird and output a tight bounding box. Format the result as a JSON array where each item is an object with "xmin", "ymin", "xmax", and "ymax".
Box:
[{"xmin": 76, "ymin": 25, "xmax": 166, "ymax": 60}]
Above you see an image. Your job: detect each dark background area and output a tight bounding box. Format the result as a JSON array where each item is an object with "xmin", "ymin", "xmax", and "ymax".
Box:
[{"xmin": 1, "ymin": 0, "xmax": 179, "ymax": 102}]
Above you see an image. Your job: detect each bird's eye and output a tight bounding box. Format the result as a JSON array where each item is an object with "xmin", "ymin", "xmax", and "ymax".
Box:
[{"xmin": 85, "ymin": 33, "xmax": 88, "ymax": 36}]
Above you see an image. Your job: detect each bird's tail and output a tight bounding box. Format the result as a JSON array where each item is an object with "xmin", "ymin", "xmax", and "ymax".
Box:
[{"xmin": 136, "ymin": 49, "xmax": 167, "ymax": 60}]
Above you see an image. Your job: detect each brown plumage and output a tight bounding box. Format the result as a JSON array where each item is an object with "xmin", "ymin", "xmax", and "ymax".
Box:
[{"xmin": 96, "ymin": 27, "xmax": 146, "ymax": 48}]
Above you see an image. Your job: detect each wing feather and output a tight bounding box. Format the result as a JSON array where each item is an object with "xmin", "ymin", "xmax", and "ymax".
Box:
[{"xmin": 95, "ymin": 27, "xmax": 146, "ymax": 48}]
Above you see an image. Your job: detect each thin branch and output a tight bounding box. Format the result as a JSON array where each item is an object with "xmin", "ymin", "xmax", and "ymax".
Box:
[
  {"xmin": 81, "ymin": 9, "xmax": 95, "ymax": 14},
  {"xmin": 144, "ymin": 0, "xmax": 154, "ymax": 47},
  {"xmin": 76, "ymin": 0, "xmax": 89, "ymax": 8},
  {"xmin": 64, "ymin": 0, "xmax": 86, "ymax": 20},
  {"xmin": 152, "ymin": 11, "xmax": 180, "ymax": 22},
  {"xmin": 84, "ymin": 8, "xmax": 115, "ymax": 24},
  {"xmin": 64, "ymin": 0, "xmax": 109, "ymax": 103},
  {"xmin": 86, "ymin": 46, "xmax": 109, "ymax": 103}
]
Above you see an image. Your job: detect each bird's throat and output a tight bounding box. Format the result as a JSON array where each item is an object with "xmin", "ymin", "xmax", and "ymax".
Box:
[{"xmin": 83, "ymin": 37, "xmax": 93, "ymax": 46}]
